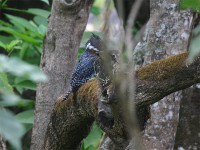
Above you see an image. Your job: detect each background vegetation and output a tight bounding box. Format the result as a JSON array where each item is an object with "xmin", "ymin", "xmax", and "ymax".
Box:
[{"xmin": 0, "ymin": 0, "xmax": 199, "ymax": 149}]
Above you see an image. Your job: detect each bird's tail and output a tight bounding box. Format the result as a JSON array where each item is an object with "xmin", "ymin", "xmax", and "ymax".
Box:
[{"xmin": 63, "ymin": 87, "xmax": 72, "ymax": 101}]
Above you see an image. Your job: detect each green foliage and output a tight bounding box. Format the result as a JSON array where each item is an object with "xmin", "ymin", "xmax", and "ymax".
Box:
[
  {"xmin": 0, "ymin": 7, "xmax": 49, "ymax": 65},
  {"xmin": 0, "ymin": 109, "xmax": 25, "ymax": 150},
  {"xmin": 0, "ymin": 40, "xmax": 22, "ymax": 54},
  {"xmin": 180, "ymin": 0, "xmax": 200, "ymax": 12},
  {"xmin": 0, "ymin": 56, "xmax": 47, "ymax": 82},
  {"xmin": 82, "ymin": 122, "xmax": 103, "ymax": 150},
  {"xmin": 0, "ymin": 55, "xmax": 47, "ymax": 149},
  {"xmin": 91, "ymin": 6, "xmax": 101, "ymax": 16},
  {"xmin": 0, "ymin": 0, "xmax": 8, "ymax": 9},
  {"xmin": 0, "ymin": 0, "xmax": 49, "ymax": 149},
  {"xmin": 27, "ymin": 8, "xmax": 50, "ymax": 18},
  {"xmin": 40, "ymin": 0, "xmax": 50, "ymax": 5},
  {"xmin": 0, "ymin": 72, "xmax": 13, "ymax": 93},
  {"xmin": 16, "ymin": 109, "xmax": 35, "ymax": 136},
  {"xmin": 16, "ymin": 109, "xmax": 34, "ymax": 124}
]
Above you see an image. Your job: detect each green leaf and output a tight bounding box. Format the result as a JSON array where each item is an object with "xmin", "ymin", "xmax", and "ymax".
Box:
[
  {"xmin": 38, "ymin": 24, "xmax": 47, "ymax": 35},
  {"xmin": 27, "ymin": 8, "xmax": 50, "ymax": 18},
  {"xmin": 84, "ymin": 145, "xmax": 95, "ymax": 150},
  {"xmin": 91, "ymin": 6, "xmax": 101, "ymax": 16},
  {"xmin": 83, "ymin": 122, "xmax": 103, "ymax": 149},
  {"xmin": 5, "ymin": 14, "xmax": 38, "ymax": 33},
  {"xmin": 0, "ymin": 19, "xmax": 12, "ymax": 27},
  {"xmin": 40, "ymin": 0, "xmax": 49, "ymax": 5},
  {"xmin": 0, "ymin": 40, "xmax": 22, "ymax": 53},
  {"xmin": 0, "ymin": 109, "xmax": 24, "ymax": 150},
  {"xmin": 180, "ymin": 0, "xmax": 200, "ymax": 12},
  {"xmin": 19, "ymin": 42, "xmax": 29, "ymax": 59},
  {"xmin": 0, "ymin": 72, "xmax": 13, "ymax": 93},
  {"xmin": 78, "ymin": 47, "xmax": 85, "ymax": 58},
  {"xmin": 14, "ymin": 80, "xmax": 36, "ymax": 90},
  {"xmin": 0, "ymin": 35, "xmax": 14, "ymax": 44},
  {"xmin": 16, "ymin": 99, "xmax": 34, "ymax": 108},
  {"xmin": 0, "ymin": 93, "xmax": 21, "ymax": 107},
  {"xmin": 0, "ymin": 55, "xmax": 48, "ymax": 82},
  {"xmin": 0, "ymin": 41, "xmax": 6, "ymax": 49},
  {"xmin": 0, "ymin": 0, "xmax": 8, "ymax": 9},
  {"xmin": 16, "ymin": 109, "xmax": 34, "ymax": 124},
  {"xmin": 0, "ymin": 26, "xmax": 41, "ymax": 45},
  {"xmin": 6, "ymin": 40, "xmax": 22, "ymax": 53},
  {"xmin": 34, "ymin": 15, "xmax": 48, "ymax": 26},
  {"xmin": 0, "ymin": 92, "xmax": 34, "ymax": 107}
]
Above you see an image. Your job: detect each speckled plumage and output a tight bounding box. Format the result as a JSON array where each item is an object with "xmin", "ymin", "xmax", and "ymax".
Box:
[{"xmin": 63, "ymin": 34, "xmax": 102, "ymax": 100}]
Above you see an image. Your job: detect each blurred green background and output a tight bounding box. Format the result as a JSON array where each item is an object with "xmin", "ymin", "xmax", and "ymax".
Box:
[{"xmin": 0, "ymin": 0, "xmax": 199, "ymax": 149}]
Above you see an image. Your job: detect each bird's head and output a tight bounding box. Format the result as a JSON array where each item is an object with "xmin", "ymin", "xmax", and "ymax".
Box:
[{"xmin": 85, "ymin": 34, "xmax": 102, "ymax": 55}]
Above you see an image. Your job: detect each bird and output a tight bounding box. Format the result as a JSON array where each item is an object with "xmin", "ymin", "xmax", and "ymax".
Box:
[{"xmin": 63, "ymin": 34, "xmax": 102, "ymax": 101}]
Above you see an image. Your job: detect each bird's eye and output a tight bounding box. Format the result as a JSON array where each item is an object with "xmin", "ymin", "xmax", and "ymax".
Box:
[{"xmin": 89, "ymin": 49, "xmax": 98, "ymax": 54}]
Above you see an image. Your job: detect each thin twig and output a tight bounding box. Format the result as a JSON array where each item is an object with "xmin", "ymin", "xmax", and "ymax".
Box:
[
  {"xmin": 124, "ymin": 0, "xmax": 144, "ymax": 149},
  {"xmin": 101, "ymin": 0, "xmax": 145, "ymax": 149}
]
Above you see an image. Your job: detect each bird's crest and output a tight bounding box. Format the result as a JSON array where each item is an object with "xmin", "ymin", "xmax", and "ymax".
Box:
[{"xmin": 86, "ymin": 34, "xmax": 102, "ymax": 52}]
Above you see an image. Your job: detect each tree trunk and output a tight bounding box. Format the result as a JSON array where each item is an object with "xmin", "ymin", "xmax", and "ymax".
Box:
[
  {"xmin": 174, "ymin": 86, "xmax": 200, "ymax": 149},
  {"xmin": 30, "ymin": 0, "xmax": 93, "ymax": 149},
  {"xmin": 133, "ymin": 0, "xmax": 195, "ymax": 149}
]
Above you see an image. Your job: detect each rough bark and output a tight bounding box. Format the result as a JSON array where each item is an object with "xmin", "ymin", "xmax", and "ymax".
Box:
[
  {"xmin": 132, "ymin": 0, "xmax": 195, "ymax": 149},
  {"xmin": 31, "ymin": 0, "xmax": 93, "ymax": 149},
  {"xmin": 100, "ymin": 135, "xmax": 119, "ymax": 150},
  {"xmin": 43, "ymin": 80, "xmax": 100, "ymax": 150},
  {"xmin": 174, "ymin": 86, "xmax": 200, "ymax": 149},
  {"xmin": 0, "ymin": 136, "xmax": 6, "ymax": 150},
  {"xmin": 44, "ymin": 52, "xmax": 200, "ymax": 149}
]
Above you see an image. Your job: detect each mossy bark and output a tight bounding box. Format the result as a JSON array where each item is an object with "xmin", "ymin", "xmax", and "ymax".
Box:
[
  {"xmin": 44, "ymin": 53, "xmax": 200, "ymax": 149},
  {"xmin": 132, "ymin": 0, "xmax": 196, "ymax": 149}
]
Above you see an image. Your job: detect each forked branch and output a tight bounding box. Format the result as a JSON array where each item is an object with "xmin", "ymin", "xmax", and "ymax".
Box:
[{"xmin": 43, "ymin": 52, "xmax": 200, "ymax": 149}]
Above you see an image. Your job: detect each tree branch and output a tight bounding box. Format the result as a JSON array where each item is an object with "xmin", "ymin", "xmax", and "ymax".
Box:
[
  {"xmin": 44, "ymin": 52, "xmax": 200, "ymax": 149},
  {"xmin": 43, "ymin": 80, "xmax": 100, "ymax": 149},
  {"xmin": 135, "ymin": 53, "xmax": 199, "ymax": 106}
]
